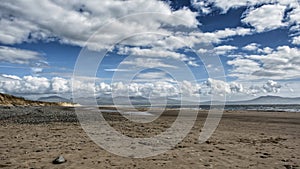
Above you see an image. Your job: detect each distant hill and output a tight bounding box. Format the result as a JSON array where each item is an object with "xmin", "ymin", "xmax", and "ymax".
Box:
[
  {"xmin": 0, "ymin": 93, "xmax": 74, "ymax": 106},
  {"xmin": 38, "ymin": 96, "xmax": 71, "ymax": 103},
  {"xmin": 96, "ymin": 95, "xmax": 184, "ymax": 106},
  {"xmin": 39, "ymin": 95, "xmax": 300, "ymax": 106},
  {"xmin": 229, "ymin": 95, "xmax": 300, "ymax": 105},
  {"xmin": 200, "ymin": 95, "xmax": 300, "ymax": 105},
  {"xmin": 96, "ymin": 96, "xmax": 150, "ymax": 106},
  {"xmin": 95, "ymin": 95, "xmax": 300, "ymax": 106}
]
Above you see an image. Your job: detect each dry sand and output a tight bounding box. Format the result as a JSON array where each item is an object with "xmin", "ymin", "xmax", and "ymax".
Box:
[{"xmin": 0, "ymin": 106, "xmax": 299, "ymax": 169}]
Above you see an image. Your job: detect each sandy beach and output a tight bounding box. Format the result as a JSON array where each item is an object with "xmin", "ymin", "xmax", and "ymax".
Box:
[{"xmin": 0, "ymin": 106, "xmax": 299, "ymax": 169}]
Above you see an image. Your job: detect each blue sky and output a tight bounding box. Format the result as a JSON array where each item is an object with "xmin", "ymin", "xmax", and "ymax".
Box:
[{"xmin": 0, "ymin": 0, "xmax": 300, "ymax": 101}]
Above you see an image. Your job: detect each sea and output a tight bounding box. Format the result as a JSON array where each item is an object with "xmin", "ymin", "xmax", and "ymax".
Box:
[
  {"xmin": 178, "ymin": 104, "xmax": 300, "ymax": 112},
  {"xmin": 96, "ymin": 104, "xmax": 300, "ymax": 113}
]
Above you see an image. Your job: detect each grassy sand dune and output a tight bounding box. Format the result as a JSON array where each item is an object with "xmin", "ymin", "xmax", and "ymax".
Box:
[{"xmin": 0, "ymin": 93, "xmax": 74, "ymax": 107}]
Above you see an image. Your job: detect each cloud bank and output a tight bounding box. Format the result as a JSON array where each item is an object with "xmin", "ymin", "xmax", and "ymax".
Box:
[{"xmin": 0, "ymin": 74, "xmax": 288, "ymax": 99}]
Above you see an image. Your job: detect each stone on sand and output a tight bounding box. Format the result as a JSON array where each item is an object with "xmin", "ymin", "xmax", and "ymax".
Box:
[{"xmin": 52, "ymin": 155, "xmax": 66, "ymax": 164}]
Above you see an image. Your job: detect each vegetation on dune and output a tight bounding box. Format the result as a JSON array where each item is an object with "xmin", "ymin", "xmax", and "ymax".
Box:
[{"xmin": 0, "ymin": 93, "xmax": 74, "ymax": 107}]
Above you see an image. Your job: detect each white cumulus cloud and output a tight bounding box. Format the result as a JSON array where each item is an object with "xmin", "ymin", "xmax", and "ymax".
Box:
[
  {"xmin": 0, "ymin": 0, "xmax": 199, "ymax": 50},
  {"xmin": 0, "ymin": 45, "xmax": 44, "ymax": 65},
  {"xmin": 242, "ymin": 4, "xmax": 287, "ymax": 32},
  {"xmin": 214, "ymin": 45, "xmax": 238, "ymax": 55},
  {"xmin": 292, "ymin": 36, "xmax": 300, "ymax": 45},
  {"xmin": 242, "ymin": 43, "xmax": 260, "ymax": 51},
  {"xmin": 228, "ymin": 46, "xmax": 300, "ymax": 80},
  {"xmin": 263, "ymin": 80, "xmax": 281, "ymax": 93}
]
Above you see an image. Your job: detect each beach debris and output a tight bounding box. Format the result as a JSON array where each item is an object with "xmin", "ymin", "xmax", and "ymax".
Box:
[{"xmin": 52, "ymin": 155, "xmax": 66, "ymax": 164}]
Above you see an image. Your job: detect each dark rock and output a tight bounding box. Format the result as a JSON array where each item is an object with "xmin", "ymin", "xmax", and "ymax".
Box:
[
  {"xmin": 281, "ymin": 159, "xmax": 290, "ymax": 162},
  {"xmin": 218, "ymin": 147, "xmax": 226, "ymax": 151},
  {"xmin": 205, "ymin": 140, "xmax": 211, "ymax": 144},
  {"xmin": 35, "ymin": 149, "xmax": 43, "ymax": 152},
  {"xmin": 283, "ymin": 164, "xmax": 297, "ymax": 169},
  {"xmin": 52, "ymin": 155, "xmax": 66, "ymax": 164},
  {"xmin": 283, "ymin": 165, "xmax": 294, "ymax": 169}
]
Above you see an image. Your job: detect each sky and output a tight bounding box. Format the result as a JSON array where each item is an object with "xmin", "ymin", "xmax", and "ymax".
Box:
[{"xmin": 0, "ymin": 0, "xmax": 300, "ymax": 101}]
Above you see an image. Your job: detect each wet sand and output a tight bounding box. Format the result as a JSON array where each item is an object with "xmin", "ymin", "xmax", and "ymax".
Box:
[{"xmin": 0, "ymin": 106, "xmax": 299, "ymax": 168}]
